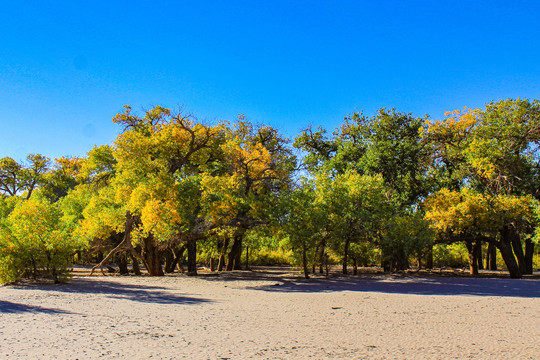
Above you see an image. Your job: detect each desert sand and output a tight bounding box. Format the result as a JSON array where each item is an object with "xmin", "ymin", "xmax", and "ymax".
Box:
[{"xmin": 1, "ymin": 269, "xmax": 539, "ymax": 359}]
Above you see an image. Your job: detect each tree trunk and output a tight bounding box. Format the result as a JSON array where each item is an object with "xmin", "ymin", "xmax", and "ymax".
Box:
[
  {"xmin": 474, "ymin": 241, "xmax": 483, "ymax": 271},
  {"xmin": 131, "ymin": 254, "xmax": 141, "ymax": 275},
  {"xmin": 313, "ymin": 243, "xmax": 319, "ymax": 274},
  {"xmin": 226, "ymin": 234, "xmax": 243, "ymax": 271},
  {"xmin": 169, "ymin": 245, "xmax": 185, "ymax": 272},
  {"xmin": 217, "ymin": 238, "xmax": 228, "ymax": 272},
  {"xmin": 116, "ymin": 252, "xmax": 129, "ymax": 275},
  {"xmin": 139, "ymin": 233, "xmax": 163, "ymax": 276},
  {"xmin": 318, "ymin": 239, "xmax": 326, "ymax": 274},
  {"xmin": 186, "ymin": 237, "xmax": 197, "ymax": 276},
  {"xmin": 90, "ymin": 212, "xmax": 143, "ymax": 276},
  {"xmin": 245, "ymin": 246, "xmax": 250, "ymax": 270},
  {"xmin": 498, "ymin": 226, "xmax": 522, "ymax": 278},
  {"xmin": 325, "ymin": 253, "xmax": 329, "ymax": 277},
  {"xmin": 164, "ymin": 249, "xmax": 175, "ymax": 273},
  {"xmin": 353, "ymin": 257, "xmax": 358, "ymax": 275},
  {"xmin": 466, "ymin": 241, "xmax": 478, "ymax": 275},
  {"xmin": 342, "ymin": 237, "xmax": 350, "ymax": 275},
  {"xmin": 302, "ymin": 242, "xmax": 309, "ymax": 279},
  {"xmin": 509, "ymin": 228, "xmax": 526, "ymax": 275},
  {"xmin": 218, "ymin": 253, "xmax": 225, "ymax": 272},
  {"xmin": 486, "ymin": 242, "xmax": 497, "ymax": 270},
  {"xmin": 425, "ymin": 245, "xmax": 433, "ymax": 269},
  {"xmin": 210, "ymin": 257, "xmax": 215, "ymax": 272},
  {"xmin": 524, "ymin": 239, "xmax": 534, "ymax": 275},
  {"xmin": 392, "ymin": 249, "xmax": 409, "ymax": 272},
  {"xmin": 381, "ymin": 245, "xmax": 391, "ymax": 273}
]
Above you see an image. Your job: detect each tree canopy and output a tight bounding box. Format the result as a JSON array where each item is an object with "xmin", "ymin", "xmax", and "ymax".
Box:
[{"xmin": 1, "ymin": 98, "xmax": 539, "ymax": 283}]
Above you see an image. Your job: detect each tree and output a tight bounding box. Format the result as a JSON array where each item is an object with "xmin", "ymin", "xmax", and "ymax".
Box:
[
  {"xmin": 86, "ymin": 105, "xmax": 226, "ymax": 276},
  {"xmin": 315, "ymin": 170, "xmax": 391, "ymax": 274},
  {"xmin": 424, "ymin": 99, "xmax": 540, "ymax": 276},
  {"xmin": 280, "ymin": 180, "xmax": 325, "ymax": 278},
  {"xmin": 295, "ymin": 109, "xmax": 433, "ymax": 271},
  {"xmin": 0, "ymin": 154, "xmax": 50, "ymax": 199},
  {"xmin": 424, "ymin": 188, "xmax": 538, "ymax": 278},
  {"xmin": 200, "ymin": 120, "xmax": 295, "ymax": 271},
  {"xmin": 0, "ymin": 196, "xmax": 84, "ymax": 283}
]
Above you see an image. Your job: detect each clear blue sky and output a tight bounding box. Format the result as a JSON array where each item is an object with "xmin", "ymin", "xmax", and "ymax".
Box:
[{"xmin": 1, "ymin": 1, "xmax": 539, "ymax": 162}]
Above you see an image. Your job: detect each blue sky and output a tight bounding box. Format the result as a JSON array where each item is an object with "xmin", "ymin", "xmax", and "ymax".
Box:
[{"xmin": 1, "ymin": 1, "xmax": 539, "ymax": 162}]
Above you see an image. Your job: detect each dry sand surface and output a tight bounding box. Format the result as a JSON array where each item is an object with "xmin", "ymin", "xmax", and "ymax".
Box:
[{"xmin": 1, "ymin": 268, "xmax": 539, "ymax": 359}]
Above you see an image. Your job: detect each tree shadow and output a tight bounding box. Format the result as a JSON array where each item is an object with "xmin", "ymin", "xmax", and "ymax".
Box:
[
  {"xmin": 9, "ymin": 278, "xmax": 213, "ymax": 305},
  {"xmin": 244, "ymin": 275, "xmax": 540, "ymax": 298},
  {"xmin": 0, "ymin": 300, "xmax": 73, "ymax": 314}
]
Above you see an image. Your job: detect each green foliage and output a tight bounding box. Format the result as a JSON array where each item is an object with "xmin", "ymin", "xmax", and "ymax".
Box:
[
  {"xmin": 432, "ymin": 243, "xmax": 469, "ymax": 268},
  {"xmin": 243, "ymin": 248, "xmax": 292, "ymax": 266},
  {"xmin": 0, "ymin": 197, "xmax": 84, "ymax": 283},
  {"xmin": 348, "ymin": 242, "xmax": 379, "ymax": 267},
  {"xmin": 3, "ymin": 99, "xmax": 540, "ymax": 279},
  {"xmin": 381, "ymin": 212, "xmax": 434, "ymax": 270},
  {"xmin": 0, "ymin": 154, "xmax": 50, "ymax": 199},
  {"xmin": 280, "ymin": 180, "xmax": 325, "ymax": 276}
]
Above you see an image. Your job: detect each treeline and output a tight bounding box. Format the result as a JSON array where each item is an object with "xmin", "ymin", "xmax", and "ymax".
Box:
[{"xmin": 1, "ymin": 99, "xmax": 539, "ymax": 283}]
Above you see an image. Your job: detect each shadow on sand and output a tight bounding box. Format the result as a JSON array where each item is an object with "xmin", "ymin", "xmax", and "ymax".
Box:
[
  {"xmin": 240, "ymin": 274, "xmax": 540, "ymax": 298},
  {"xmin": 0, "ymin": 300, "xmax": 73, "ymax": 314},
  {"xmin": 8, "ymin": 278, "xmax": 212, "ymax": 306}
]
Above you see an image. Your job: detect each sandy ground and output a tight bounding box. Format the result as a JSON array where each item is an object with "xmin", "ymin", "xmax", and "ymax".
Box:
[{"xmin": 1, "ymin": 269, "xmax": 539, "ymax": 360}]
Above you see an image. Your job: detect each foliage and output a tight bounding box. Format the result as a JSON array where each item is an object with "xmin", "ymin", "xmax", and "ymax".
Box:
[
  {"xmin": 0, "ymin": 197, "xmax": 84, "ymax": 283},
  {"xmin": 424, "ymin": 188, "xmax": 538, "ymax": 236},
  {"xmin": 2, "ymin": 99, "xmax": 540, "ymax": 279}
]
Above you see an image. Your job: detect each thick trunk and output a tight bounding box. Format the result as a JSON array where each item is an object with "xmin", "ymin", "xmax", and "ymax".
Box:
[
  {"xmin": 210, "ymin": 257, "xmax": 216, "ymax": 272},
  {"xmin": 425, "ymin": 246, "xmax": 433, "ymax": 269},
  {"xmin": 116, "ymin": 252, "xmax": 129, "ymax": 275},
  {"xmin": 164, "ymin": 249, "xmax": 175, "ymax": 273},
  {"xmin": 498, "ymin": 226, "xmax": 522, "ymax": 278},
  {"xmin": 169, "ymin": 245, "xmax": 186, "ymax": 272},
  {"xmin": 226, "ymin": 234, "xmax": 243, "ymax": 271},
  {"xmin": 186, "ymin": 237, "xmax": 197, "ymax": 276},
  {"xmin": 474, "ymin": 242, "xmax": 483, "ymax": 270},
  {"xmin": 141, "ymin": 234, "xmax": 163, "ymax": 276},
  {"xmin": 381, "ymin": 248, "xmax": 391, "ymax": 273},
  {"xmin": 353, "ymin": 257, "xmax": 358, "ymax": 275},
  {"xmin": 233, "ymin": 241, "xmax": 242, "ymax": 270},
  {"xmin": 217, "ymin": 238, "xmax": 228, "ymax": 272},
  {"xmin": 509, "ymin": 228, "xmax": 526, "ymax": 275},
  {"xmin": 131, "ymin": 254, "xmax": 141, "ymax": 275},
  {"xmin": 393, "ymin": 249, "xmax": 409, "ymax": 272},
  {"xmin": 466, "ymin": 241, "xmax": 478, "ymax": 275},
  {"xmin": 486, "ymin": 242, "xmax": 497, "ymax": 270},
  {"xmin": 218, "ymin": 253, "xmax": 225, "ymax": 272},
  {"xmin": 342, "ymin": 237, "xmax": 350, "ymax": 275},
  {"xmin": 524, "ymin": 239, "xmax": 534, "ymax": 275}
]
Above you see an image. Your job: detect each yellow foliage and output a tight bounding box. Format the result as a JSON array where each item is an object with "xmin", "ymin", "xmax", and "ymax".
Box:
[
  {"xmin": 424, "ymin": 188, "xmax": 538, "ymax": 234},
  {"xmin": 425, "ymin": 107, "xmax": 480, "ymax": 140}
]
